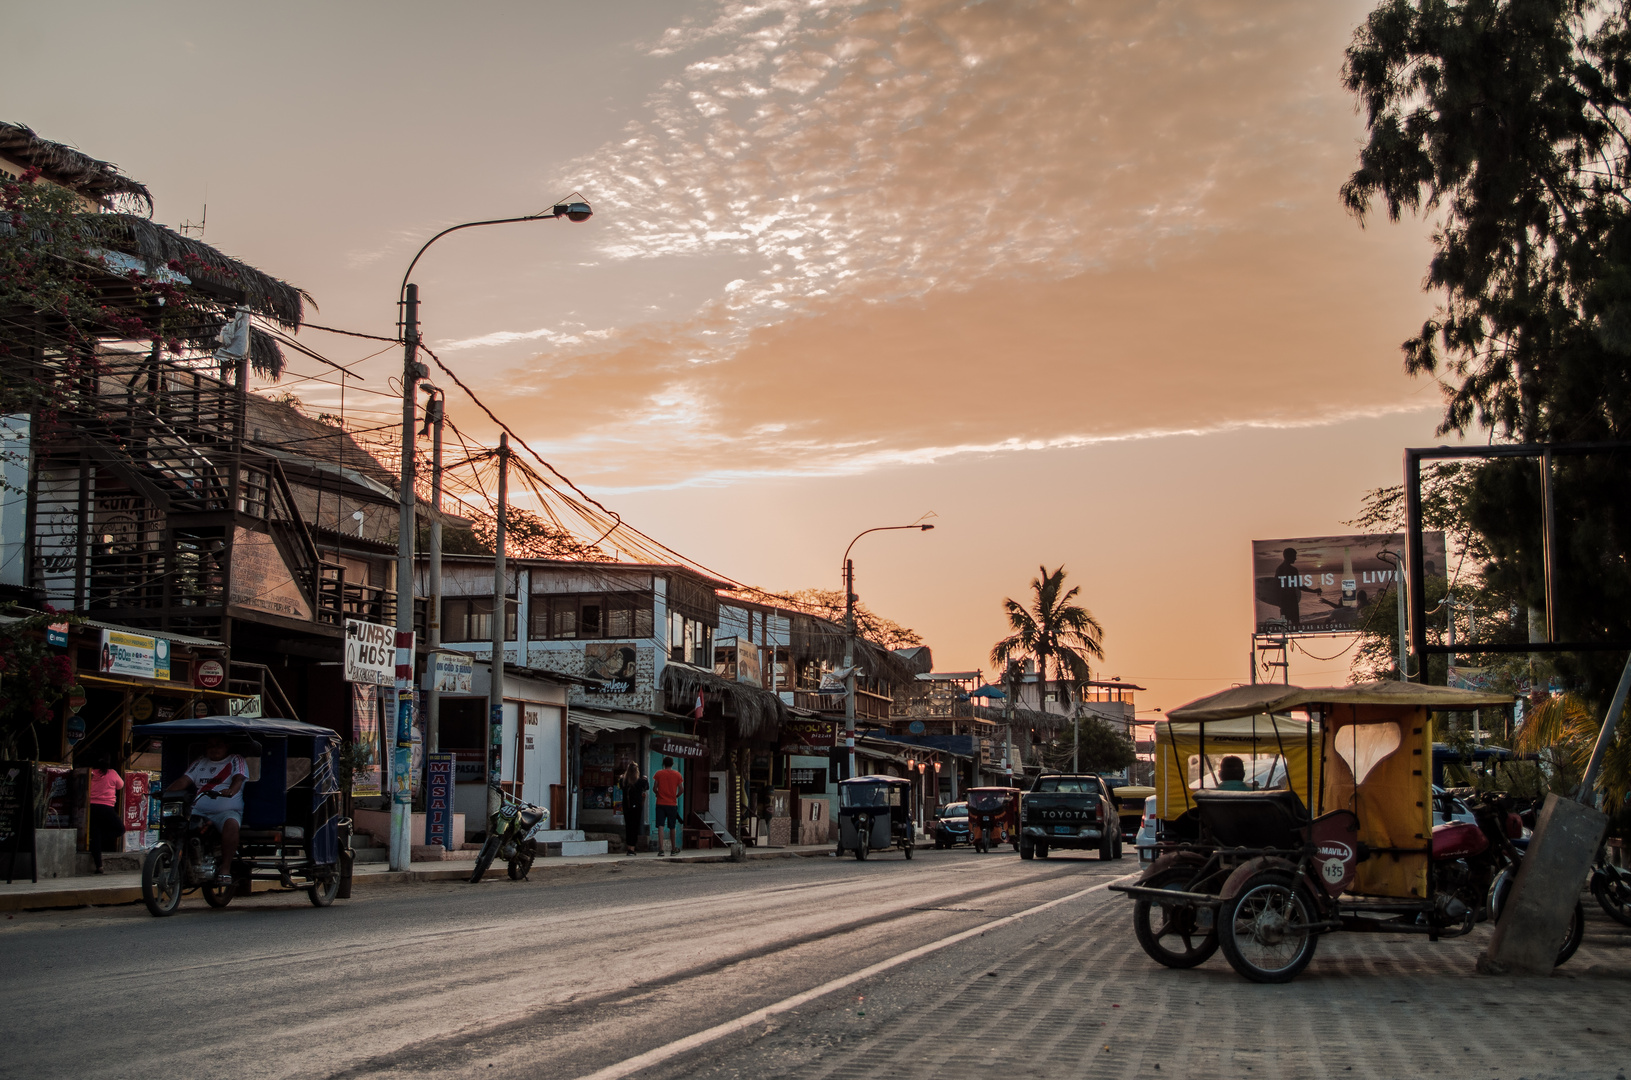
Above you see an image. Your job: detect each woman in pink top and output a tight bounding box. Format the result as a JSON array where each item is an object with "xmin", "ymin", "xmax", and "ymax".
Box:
[{"xmin": 87, "ymin": 755, "xmax": 124, "ymax": 874}]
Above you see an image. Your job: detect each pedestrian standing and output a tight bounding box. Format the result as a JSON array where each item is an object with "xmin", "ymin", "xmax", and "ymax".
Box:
[
  {"xmin": 653, "ymin": 756, "xmax": 683, "ymax": 856},
  {"xmin": 87, "ymin": 755, "xmax": 124, "ymax": 875},
  {"xmin": 621, "ymin": 762, "xmax": 648, "ymax": 856}
]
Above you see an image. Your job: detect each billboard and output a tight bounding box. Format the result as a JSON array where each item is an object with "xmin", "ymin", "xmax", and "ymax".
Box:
[{"xmin": 1252, "ymin": 533, "xmax": 1446, "ymax": 636}]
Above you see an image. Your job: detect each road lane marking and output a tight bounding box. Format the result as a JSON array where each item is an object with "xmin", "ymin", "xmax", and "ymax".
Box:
[{"xmin": 574, "ymin": 869, "xmax": 1142, "ymax": 1080}]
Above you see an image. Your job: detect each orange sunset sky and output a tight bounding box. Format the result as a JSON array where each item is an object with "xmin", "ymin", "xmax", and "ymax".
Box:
[{"xmin": 4, "ymin": 1, "xmax": 1465, "ymax": 713}]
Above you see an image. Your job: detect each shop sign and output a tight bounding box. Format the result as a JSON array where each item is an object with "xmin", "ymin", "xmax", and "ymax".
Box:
[
  {"xmin": 99, "ymin": 629, "xmax": 170, "ymax": 681},
  {"xmin": 584, "ymin": 643, "xmax": 636, "ymax": 693},
  {"xmin": 131, "ymin": 697, "xmax": 153, "ymax": 721},
  {"xmin": 736, "ymin": 641, "xmax": 762, "ymax": 688},
  {"xmin": 46, "ymin": 623, "xmax": 68, "ymax": 647},
  {"xmin": 65, "ymin": 714, "xmax": 86, "ymax": 746},
  {"xmin": 67, "ymin": 685, "xmax": 87, "ymax": 711},
  {"xmin": 195, "ymin": 659, "xmax": 225, "ymax": 689},
  {"xmin": 780, "ymin": 718, "xmax": 836, "ymax": 749},
  {"xmin": 425, "ymin": 754, "xmax": 455, "ymax": 851},
  {"xmin": 652, "ymin": 734, "xmax": 708, "ymax": 760},
  {"xmin": 344, "ymin": 619, "xmax": 396, "ymax": 686},
  {"xmin": 227, "ymin": 695, "xmax": 262, "ymax": 718},
  {"xmin": 350, "ymin": 683, "xmax": 382, "ymax": 797},
  {"xmin": 818, "ymin": 670, "xmax": 845, "ymax": 695},
  {"xmin": 431, "ymin": 651, "xmax": 474, "ymax": 693}
]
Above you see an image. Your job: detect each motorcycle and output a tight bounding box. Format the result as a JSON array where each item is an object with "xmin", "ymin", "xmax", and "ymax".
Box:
[
  {"xmin": 1432, "ymin": 791, "xmax": 1584, "ymax": 965},
  {"xmin": 143, "ymin": 790, "xmax": 238, "ymax": 915},
  {"xmin": 469, "ymin": 795, "xmax": 549, "ymax": 883},
  {"xmin": 1591, "ymin": 852, "xmax": 1631, "ymax": 927}
]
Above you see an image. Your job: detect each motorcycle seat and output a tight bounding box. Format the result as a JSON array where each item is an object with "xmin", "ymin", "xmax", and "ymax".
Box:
[
  {"xmin": 517, "ymin": 808, "xmax": 545, "ymax": 830},
  {"xmin": 1194, "ymin": 789, "xmax": 1308, "ymax": 849}
]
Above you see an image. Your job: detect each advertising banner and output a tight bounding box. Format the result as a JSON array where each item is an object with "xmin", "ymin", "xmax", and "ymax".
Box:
[
  {"xmin": 344, "ymin": 619, "xmax": 396, "ymax": 686},
  {"xmin": 99, "ymin": 629, "xmax": 170, "ymax": 681},
  {"xmin": 350, "ymin": 683, "xmax": 382, "ymax": 797},
  {"xmin": 1251, "ymin": 532, "xmax": 1447, "ymax": 636},
  {"xmin": 431, "ymin": 652, "xmax": 474, "ymax": 694},
  {"xmin": 425, "ymin": 754, "xmax": 455, "ymax": 851},
  {"xmin": 584, "ymin": 643, "xmax": 637, "ymax": 693},
  {"xmin": 736, "ymin": 641, "xmax": 763, "ymax": 688}
]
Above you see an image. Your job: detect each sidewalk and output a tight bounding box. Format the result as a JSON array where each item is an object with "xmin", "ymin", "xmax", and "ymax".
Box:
[{"xmin": 0, "ymin": 843, "xmax": 838, "ymax": 912}]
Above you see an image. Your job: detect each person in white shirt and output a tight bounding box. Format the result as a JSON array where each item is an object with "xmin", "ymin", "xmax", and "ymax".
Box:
[{"xmin": 165, "ymin": 735, "xmax": 247, "ymax": 884}]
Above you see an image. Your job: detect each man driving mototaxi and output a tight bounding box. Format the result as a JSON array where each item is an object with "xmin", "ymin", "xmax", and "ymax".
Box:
[{"xmin": 164, "ymin": 735, "xmax": 247, "ymax": 884}]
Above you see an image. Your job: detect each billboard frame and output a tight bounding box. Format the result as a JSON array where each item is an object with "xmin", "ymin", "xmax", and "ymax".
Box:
[{"xmin": 1404, "ymin": 441, "xmax": 1631, "ymax": 670}]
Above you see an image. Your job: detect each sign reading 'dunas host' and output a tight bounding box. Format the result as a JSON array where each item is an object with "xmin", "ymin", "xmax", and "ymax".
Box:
[
  {"xmin": 344, "ymin": 619, "xmax": 396, "ymax": 686},
  {"xmin": 99, "ymin": 629, "xmax": 170, "ymax": 681}
]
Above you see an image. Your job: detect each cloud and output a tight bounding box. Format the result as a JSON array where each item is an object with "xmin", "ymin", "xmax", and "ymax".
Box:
[{"xmin": 471, "ymin": 0, "xmax": 1432, "ymax": 488}]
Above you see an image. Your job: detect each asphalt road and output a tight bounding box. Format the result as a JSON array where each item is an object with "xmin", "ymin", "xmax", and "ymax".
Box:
[
  {"xmin": 0, "ymin": 846, "xmax": 1131, "ymax": 1080},
  {"xmin": 4, "ymin": 848, "xmax": 1629, "ymax": 1080}
]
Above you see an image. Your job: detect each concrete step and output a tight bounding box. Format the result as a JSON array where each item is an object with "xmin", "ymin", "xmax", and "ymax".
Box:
[
  {"xmin": 558, "ymin": 840, "xmax": 608, "ymax": 857},
  {"xmin": 351, "ymin": 847, "xmax": 388, "ymax": 863},
  {"xmin": 533, "ymin": 830, "xmax": 585, "ymax": 843}
]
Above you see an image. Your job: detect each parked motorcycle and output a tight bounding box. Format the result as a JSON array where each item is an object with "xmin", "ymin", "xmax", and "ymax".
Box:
[
  {"xmin": 1433, "ymin": 791, "xmax": 1584, "ymax": 965},
  {"xmin": 1591, "ymin": 853, "xmax": 1631, "ymax": 927},
  {"xmin": 469, "ymin": 795, "xmax": 549, "ymax": 883}
]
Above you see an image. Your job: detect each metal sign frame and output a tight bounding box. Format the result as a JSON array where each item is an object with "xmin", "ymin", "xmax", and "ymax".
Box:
[{"xmin": 1404, "ymin": 441, "xmax": 1631, "ymax": 667}]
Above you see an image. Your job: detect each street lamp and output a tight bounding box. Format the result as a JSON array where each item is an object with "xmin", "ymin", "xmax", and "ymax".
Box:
[
  {"xmin": 840, "ymin": 520, "xmax": 934, "ymax": 780},
  {"xmin": 388, "ymin": 197, "xmax": 593, "ymax": 871}
]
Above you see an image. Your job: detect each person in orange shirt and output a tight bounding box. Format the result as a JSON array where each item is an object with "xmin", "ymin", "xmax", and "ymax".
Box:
[{"xmin": 653, "ymin": 757, "xmax": 684, "ymax": 856}]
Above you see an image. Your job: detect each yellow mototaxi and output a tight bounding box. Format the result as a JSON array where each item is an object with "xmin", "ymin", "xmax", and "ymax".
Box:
[{"xmin": 1111, "ymin": 681, "xmax": 1519, "ymax": 983}]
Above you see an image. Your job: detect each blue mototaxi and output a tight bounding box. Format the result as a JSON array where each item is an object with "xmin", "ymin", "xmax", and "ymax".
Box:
[{"xmin": 131, "ymin": 715, "xmax": 350, "ymax": 914}]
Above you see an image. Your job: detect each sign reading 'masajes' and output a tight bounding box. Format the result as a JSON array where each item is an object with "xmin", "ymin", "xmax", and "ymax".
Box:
[
  {"xmin": 1251, "ymin": 533, "xmax": 1447, "ymax": 636},
  {"xmin": 344, "ymin": 619, "xmax": 396, "ymax": 685}
]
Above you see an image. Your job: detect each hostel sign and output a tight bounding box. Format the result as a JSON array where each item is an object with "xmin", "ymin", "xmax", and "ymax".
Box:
[{"xmin": 344, "ymin": 619, "xmax": 396, "ymax": 686}]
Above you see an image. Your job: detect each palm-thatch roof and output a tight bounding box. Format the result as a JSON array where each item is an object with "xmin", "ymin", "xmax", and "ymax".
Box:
[
  {"xmin": 0, "ymin": 122, "xmax": 153, "ymax": 214},
  {"xmin": 85, "ymin": 215, "xmax": 309, "ymax": 329},
  {"xmin": 662, "ymin": 663, "xmax": 792, "ymax": 739}
]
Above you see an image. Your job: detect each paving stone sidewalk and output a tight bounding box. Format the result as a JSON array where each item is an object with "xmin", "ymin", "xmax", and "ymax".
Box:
[{"xmin": 668, "ymin": 890, "xmax": 1631, "ymax": 1080}]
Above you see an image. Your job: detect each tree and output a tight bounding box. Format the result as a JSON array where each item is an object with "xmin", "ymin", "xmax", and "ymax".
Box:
[
  {"xmin": 1041, "ymin": 716, "xmax": 1137, "ymax": 775},
  {"xmin": 778, "ymin": 588, "xmax": 924, "ymax": 650},
  {"xmin": 1343, "ymin": 0, "xmax": 1631, "ymax": 696},
  {"xmin": 990, "ymin": 565, "xmax": 1105, "ymax": 764},
  {"xmin": 0, "ymin": 608, "xmax": 78, "ymax": 759},
  {"xmin": 469, "ymin": 506, "xmax": 612, "ymax": 562}
]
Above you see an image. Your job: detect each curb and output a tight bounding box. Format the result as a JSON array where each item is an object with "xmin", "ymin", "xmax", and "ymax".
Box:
[{"xmin": 0, "ymin": 846, "xmax": 833, "ymax": 912}]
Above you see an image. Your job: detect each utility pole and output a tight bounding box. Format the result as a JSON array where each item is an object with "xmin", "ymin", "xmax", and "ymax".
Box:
[
  {"xmin": 424, "ymin": 392, "xmax": 444, "ymax": 757},
  {"xmin": 390, "ymin": 286, "xmax": 424, "ymax": 872},
  {"xmin": 844, "ymin": 557, "xmax": 857, "ymax": 781},
  {"xmin": 487, "ymin": 433, "xmax": 509, "ymax": 822}
]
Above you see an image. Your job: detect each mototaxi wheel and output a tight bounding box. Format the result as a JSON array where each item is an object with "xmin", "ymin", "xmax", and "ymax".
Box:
[
  {"xmin": 904, "ymin": 843, "xmax": 914, "ymax": 860},
  {"xmin": 201, "ymin": 876, "xmax": 235, "ymax": 908},
  {"xmin": 141, "ymin": 844, "xmax": 183, "ymax": 917},
  {"xmin": 1218, "ymin": 869, "xmax": 1320, "ymax": 984},
  {"xmin": 308, "ymin": 871, "xmax": 340, "ymax": 907},
  {"xmin": 1132, "ymin": 864, "xmax": 1220, "ymax": 969},
  {"xmin": 854, "ymin": 840, "xmax": 868, "ymax": 860},
  {"xmin": 469, "ymin": 835, "xmax": 502, "ymax": 883},
  {"xmin": 1019, "ymin": 837, "xmax": 1034, "ymax": 860}
]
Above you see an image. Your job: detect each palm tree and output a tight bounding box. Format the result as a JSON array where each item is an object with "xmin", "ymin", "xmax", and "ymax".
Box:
[{"xmin": 990, "ymin": 565, "xmax": 1105, "ymax": 767}]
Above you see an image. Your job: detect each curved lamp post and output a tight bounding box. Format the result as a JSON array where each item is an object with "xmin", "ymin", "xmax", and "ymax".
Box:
[
  {"xmin": 840, "ymin": 521, "xmax": 933, "ymax": 780},
  {"xmin": 387, "ymin": 198, "xmax": 592, "ymax": 871}
]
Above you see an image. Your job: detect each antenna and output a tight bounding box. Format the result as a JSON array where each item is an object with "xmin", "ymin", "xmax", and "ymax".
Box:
[{"xmin": 180, "ymin": 186, "xmax": 207, "ymax": 237}]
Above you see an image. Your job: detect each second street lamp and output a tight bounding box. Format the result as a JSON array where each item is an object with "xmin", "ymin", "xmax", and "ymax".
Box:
[
  {"xmin": 388, "ymin": 198, "xmax": 592, "ymax": 871},
  {"xmin": 840, "ymin": 521, "xmax": 934, "ymax": 780}
]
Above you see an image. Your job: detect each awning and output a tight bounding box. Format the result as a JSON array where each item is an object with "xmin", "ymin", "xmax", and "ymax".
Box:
[
  {"xmin": 568, "ymin": 710, "xmax": 648, "ymax": 734},
  {"xmin": 1168, "ymin": 681, "xmax": 1514, "ymax": 722}
]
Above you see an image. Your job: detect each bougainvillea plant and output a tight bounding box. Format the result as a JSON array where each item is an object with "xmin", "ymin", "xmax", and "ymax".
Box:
[{"xmin": 0, "ymin": 607, "xmax": 80, "ymax": 760}]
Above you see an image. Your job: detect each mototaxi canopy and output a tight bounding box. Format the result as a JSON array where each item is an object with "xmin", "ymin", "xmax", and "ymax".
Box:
[
  {"xmin": 1153, "ymin": 711, "xmax": 1319, "ymax": 822},
  {"xmin": 1160, "ymin": 681, "xmax": 1514, "ymax": 900}
]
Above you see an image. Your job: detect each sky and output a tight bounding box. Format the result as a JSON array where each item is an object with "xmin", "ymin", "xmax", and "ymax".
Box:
[{"xmin": 3, "ymin": 0, "xmax": 1462, "ymax": 713}]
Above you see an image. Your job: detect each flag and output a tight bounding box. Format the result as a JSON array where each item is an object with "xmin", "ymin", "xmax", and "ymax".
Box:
[{"xmin": 692, "ymin": 691, "xmax": 705, "ymax": 719}]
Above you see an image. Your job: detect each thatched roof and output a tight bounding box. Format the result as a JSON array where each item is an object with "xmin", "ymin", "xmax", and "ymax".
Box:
[
  {"xmin": 86, "ymin": 215, "xmax": 309, "ymax": 329},
  {"xmin": 662, "ymin": 663, "xmax": 792, "ymax": 739},
  {"xmin": 0, "ymin": 122, "xmax": 153, "ymax": 214}
]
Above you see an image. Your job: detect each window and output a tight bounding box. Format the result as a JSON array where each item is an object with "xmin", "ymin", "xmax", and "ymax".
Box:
[
  {"xmin": 668, "ymin": 611, "xmax": 713, "ymax": 665},
  {"xmin": 531, "ymin": 593, "xmax": 654, "ymax": 640},
  {"xmin": 442, "ymin": 596, "xmax": 517, "ymax": 642}
]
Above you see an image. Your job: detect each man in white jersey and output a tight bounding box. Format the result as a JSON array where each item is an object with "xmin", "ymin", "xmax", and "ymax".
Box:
[{"xmin": 165, "ymin": 735, "xmax": 247, "ymax": 884}]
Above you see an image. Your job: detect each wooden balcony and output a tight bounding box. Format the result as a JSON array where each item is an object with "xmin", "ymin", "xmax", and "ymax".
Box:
[{"xmin": 793, "ymin": 688, "xmax": 893, "ymax": 722}]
